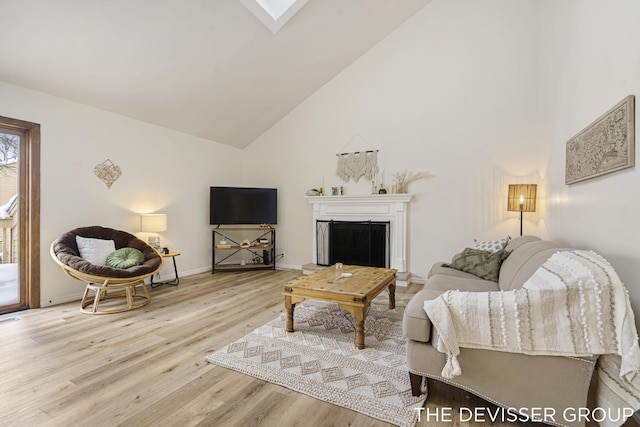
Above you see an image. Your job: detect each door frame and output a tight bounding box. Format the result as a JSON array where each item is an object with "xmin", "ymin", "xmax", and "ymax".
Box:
[{"xmin": 0, "ymin": 116, "xmax": 40, "ymax": 310}]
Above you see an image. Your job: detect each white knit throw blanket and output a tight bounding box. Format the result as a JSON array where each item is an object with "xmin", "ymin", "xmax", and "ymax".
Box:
[{"xmin": 424, "ymin": 250, "xmax": 640, "ymax": 426}]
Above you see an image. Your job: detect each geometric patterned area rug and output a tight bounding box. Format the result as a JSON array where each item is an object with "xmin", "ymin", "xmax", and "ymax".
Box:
[{"xmin": 206, "ymin": 293, "xmax": 427, "ymax": 427}]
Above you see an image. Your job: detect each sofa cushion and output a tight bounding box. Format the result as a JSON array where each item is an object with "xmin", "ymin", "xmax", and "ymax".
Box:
[
  {"xmin": 504, "ymin": 235, "xmax": 541, "ymax": 252},
  {"xmin": 498, "ymin": 240, "xmax": 565, "ymax": 291},
  {"xmin": 447, "ymin": 248, "xmax": 510, "ymax": 282},
  {"xmin": 500, "ymin": 245, "xmax": 575, "ymax": 291},
  {"xmin": 472, "ymin": 237, "xmax": 510, "ymax": 253},
  {"xmin": 425, "ymin": 273, "xmax": 500, "ymax": 293},
  {"xmin": 403, "ymin": 288, "xmax": 444, "ymax": 343},
  {"xmin": 428, "ymin": 262, "xmax": 486, "ymax": 280}
]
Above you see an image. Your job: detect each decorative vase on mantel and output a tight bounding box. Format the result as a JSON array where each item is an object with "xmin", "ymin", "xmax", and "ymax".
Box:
[{"xmin": 393, "ymin": 169, "xmax": 432, "ymax": 194}]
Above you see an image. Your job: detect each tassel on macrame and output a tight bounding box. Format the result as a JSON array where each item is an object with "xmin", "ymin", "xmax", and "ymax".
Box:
[{"xmin": 442, "ymin": 353, "xmax": 461, "ymax": 379}]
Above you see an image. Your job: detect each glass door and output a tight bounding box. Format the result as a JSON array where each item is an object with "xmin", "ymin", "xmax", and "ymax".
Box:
[{"xmin": 0, "ymin": 127, "xmax": 25, "ymax": 312}]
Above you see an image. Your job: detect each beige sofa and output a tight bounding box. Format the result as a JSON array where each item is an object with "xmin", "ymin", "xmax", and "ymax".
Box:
[{"xmin": 403, "ymin": 236, "xmax": 597, "ymax": 427}]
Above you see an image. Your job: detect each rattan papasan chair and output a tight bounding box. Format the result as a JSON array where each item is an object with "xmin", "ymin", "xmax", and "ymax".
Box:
[{"xmin": 51, "ymin": 226, "xmax": 164, "ymax": 314}]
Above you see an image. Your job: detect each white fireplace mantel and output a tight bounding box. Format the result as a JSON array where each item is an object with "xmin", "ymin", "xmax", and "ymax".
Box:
[{"xmin": 305, "ymin": 194, "xmax": 413, "ymax": 284}]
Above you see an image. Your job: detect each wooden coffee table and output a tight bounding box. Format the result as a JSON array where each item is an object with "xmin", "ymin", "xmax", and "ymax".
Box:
[{"xmin": 283, "ymin": 265, "xmax": 397, "ymax": 349}]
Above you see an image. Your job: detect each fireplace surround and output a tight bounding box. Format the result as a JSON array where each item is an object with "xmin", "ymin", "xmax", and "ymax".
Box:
[{"xmin": 305, "ymin": 194, "xmax": 413, "ymax": 285}]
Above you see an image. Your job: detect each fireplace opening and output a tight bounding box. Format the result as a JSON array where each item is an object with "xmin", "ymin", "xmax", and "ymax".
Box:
[{"xmin": 316, "ymin": 220, "xmax": 390, "ymax": 268}]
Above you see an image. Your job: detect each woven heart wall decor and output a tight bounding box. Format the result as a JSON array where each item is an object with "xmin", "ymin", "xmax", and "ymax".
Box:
[{"xmin": 94, "ymin": 159, "xmax": 122, "ymax": 189}]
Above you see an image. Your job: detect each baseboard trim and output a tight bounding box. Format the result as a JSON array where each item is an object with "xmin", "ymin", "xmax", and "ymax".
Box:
[
  {"xmin": 42, "ymin": 293, "xmax": 82, "ymax": 307},
  {"xmin": 169, "ymin": 266, "xmax": 210, "ymax": 277},
  {"xmin": 275, "ymin": 262, "xmax": 301, "ymax": 271},
  {"xmin": 411, "ymin": 276, "xmax": 426, "ymax": 285}
]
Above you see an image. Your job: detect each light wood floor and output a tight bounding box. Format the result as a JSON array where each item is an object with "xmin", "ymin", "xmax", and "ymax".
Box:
[{"xmin": 0, "ymin": 270, "xmax": 635, "ymax": 427}]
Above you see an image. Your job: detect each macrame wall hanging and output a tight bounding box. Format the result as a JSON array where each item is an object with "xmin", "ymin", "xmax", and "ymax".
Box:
[
  {"xmin": 335, "ymin": 135, "xmax": 379, "ymax": 182},
  {"xmin": 336, "ymin": 150, "xmax": 378, "ymax": 182}
]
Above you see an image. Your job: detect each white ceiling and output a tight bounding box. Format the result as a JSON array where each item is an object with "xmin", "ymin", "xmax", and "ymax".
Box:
[{"xmin": 0, "ymin": 0, "xmax": 430, "ymax": 148}]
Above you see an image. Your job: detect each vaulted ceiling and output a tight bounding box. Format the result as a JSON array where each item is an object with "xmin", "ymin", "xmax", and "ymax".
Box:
[{"xmin": 0, "ymin": 0, "xmax": 431, "ymax": 148}]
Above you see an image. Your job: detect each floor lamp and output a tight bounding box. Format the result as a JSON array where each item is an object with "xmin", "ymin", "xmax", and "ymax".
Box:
[{"xmin": 507, "ymin": 184, "xmax": 537, "ymax": 236}]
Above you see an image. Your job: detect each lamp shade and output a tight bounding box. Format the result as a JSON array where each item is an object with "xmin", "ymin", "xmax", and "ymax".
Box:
[
  {"xmin": 507, "ymin": 184, "xmax": 537, "ymax": 212},
  {"xmin": 140, "ymin": 213, "xmax": 167, "ymax": 233}
]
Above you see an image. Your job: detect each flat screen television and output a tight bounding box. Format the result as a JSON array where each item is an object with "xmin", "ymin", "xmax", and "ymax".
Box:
[{"xmin": 210, "ymin": 186, "xmax": 277, "ymax": 225}]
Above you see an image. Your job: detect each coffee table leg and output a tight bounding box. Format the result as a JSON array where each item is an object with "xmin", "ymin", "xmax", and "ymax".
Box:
[
  {"xmin": 388, "ymin": 282, "xmax": 396, "ymax": 309},
  {"xmin": 285, "ymin": 296, "xmax": 295, "ymax": 332},
  {"xmin": 354, "ymin": 308, "xmax": 365, "ymax": 349}
]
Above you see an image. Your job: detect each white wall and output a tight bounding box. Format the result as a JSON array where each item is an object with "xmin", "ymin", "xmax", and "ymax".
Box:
[
  {"xmin": 242, "ymin": 0, "xmax": 543, "ymax": 281},
  {"xmin": 0, "ymin": 81, "xmax": 242, "ymax": 305},
  {"xmin": 5, "ymin": 0, "xmax": 637, "ymax": 310},
  {"xmin": 537, "ymin": 0, "xmax": 640, "ymax": 322}
]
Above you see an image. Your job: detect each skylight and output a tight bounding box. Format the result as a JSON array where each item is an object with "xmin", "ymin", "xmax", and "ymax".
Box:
[
  {"xmin": 255, "ymin": 0, "xmax": 297, "ymax": 20},
  {"xmin": 239, "ymin": 0, "xmax": 309, "ymax": 33}
]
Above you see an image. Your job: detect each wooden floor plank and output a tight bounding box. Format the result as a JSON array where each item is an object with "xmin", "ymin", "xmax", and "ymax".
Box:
[{"xmin": 1, "ymin": 269, "xmax": 636, "ymax": 427}]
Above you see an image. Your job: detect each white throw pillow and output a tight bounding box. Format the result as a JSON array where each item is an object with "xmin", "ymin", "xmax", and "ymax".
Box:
[
  {"xmin": 473, "ymin": 237, "xmax": 510, "ymax": 253},
  {"xmin": 76, "ymin": 236, "xmax": 116, "ymax": 266}
]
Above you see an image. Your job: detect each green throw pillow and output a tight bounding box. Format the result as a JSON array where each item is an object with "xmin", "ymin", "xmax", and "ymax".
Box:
[
  {"xmin": 448, "ymin": 248, "xmax": 511, "ymax": 282},
  {"xmin": 105, "ymin": 247, "xmax": 145, "ymax": 269}
]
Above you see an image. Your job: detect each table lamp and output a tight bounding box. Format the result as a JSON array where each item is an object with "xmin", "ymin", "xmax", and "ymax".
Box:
[{"xmin": 140, "ymin": 213, "xmax": 167, "ymax": 250}]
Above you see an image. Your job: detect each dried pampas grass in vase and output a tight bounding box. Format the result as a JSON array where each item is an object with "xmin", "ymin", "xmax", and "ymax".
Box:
[{"xmin": 393, "ymin": 169, "xmax": 433, "ymax": 193}]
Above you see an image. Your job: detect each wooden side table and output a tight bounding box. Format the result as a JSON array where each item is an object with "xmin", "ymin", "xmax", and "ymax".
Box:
[{"xmin": 151, "ymin": 252, "xmax": 181, "ymax": 288}]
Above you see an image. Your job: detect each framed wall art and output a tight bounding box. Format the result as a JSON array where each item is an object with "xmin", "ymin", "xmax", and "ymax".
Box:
[{"xmin": 565, "ymin": 95, "xmax": 635, "ymax": 185}]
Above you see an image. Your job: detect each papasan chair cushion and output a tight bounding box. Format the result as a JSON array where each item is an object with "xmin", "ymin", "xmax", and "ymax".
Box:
[
  {"xmin": 105, "ymin": 248, "xmax": 146, "ymax": 269},
  {"xmin": 53, "ymin": 225, "xmax": 162, "ymax": 278}
]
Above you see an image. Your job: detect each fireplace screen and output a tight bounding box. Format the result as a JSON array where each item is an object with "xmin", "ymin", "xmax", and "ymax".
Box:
[{"xmin": 316, "ymin": 220, "xmax": 390, "ymax": 268}]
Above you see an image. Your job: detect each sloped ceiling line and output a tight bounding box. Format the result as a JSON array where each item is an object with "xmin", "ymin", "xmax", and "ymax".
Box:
[{"xmin": 0, "ymin": 0, "xmax": 431, "ymax": 148}]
